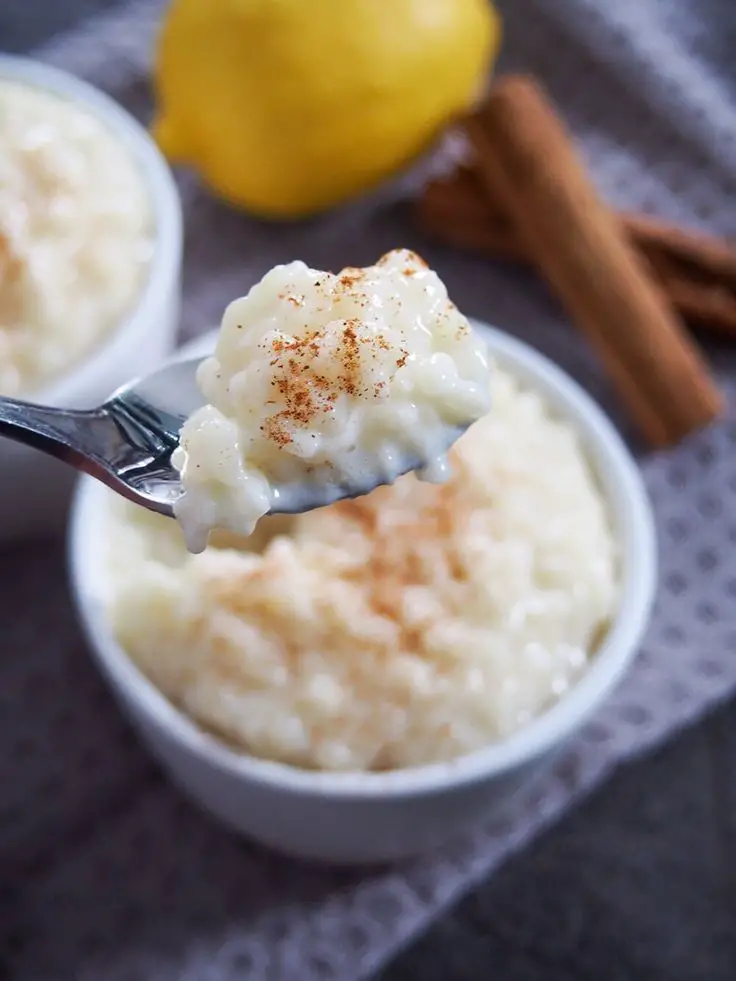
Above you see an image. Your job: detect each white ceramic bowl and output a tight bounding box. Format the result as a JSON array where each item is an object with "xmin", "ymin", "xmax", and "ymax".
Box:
[
  {"xmin": 0, "ymin": 55, "xmax": 183, "ymax": 543},
  {"xmin": 68, "ymin": 321, "xmax": 657, "ymax": 865}
]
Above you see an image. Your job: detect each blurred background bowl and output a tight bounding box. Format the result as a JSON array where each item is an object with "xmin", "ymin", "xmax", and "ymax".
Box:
[
  {"xmin": 0, "ymin": 55, "xmax": 183, "ymax": 544},
  {"xmin": 67, "ymin": 322, "xmax": 657, "ymax": 864}
]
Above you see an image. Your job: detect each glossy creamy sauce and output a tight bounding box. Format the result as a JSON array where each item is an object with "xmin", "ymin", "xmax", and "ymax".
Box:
[
  {"xmin": 173, "ymin": 249, "xmax": 491, "ymax": 552},
  {"xmin": 0, "ymin": 79, "xmax": 153, "ymax": 395}
]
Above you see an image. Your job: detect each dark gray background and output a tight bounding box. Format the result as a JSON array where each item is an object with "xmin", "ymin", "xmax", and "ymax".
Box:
[{"xmin": 2, "ymin": 4, "xmax": 736, "ymax": 980}]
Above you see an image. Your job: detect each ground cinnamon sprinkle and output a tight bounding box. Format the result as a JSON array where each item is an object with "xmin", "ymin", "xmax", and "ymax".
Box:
[
  {"xmin": 340, "ymin": 320, "xmax": 361, "ymax": 397},
  {"xmin": 334, "ymin": 477, "xmax": 468, "ymax": 648},
  {"xmin": 338, "ymin": 269, "xmax": 365, "ymax": 289},
  {"xmin": 0, "ymin": 228, "xmax": 22, "ymax": 286},
  {"xmin": 261, "ymin": 318, "xmax": 409, "ymax": 447},
  {"xmin": 378, "ymin": 248, "xmax": 428, "ymax": 270}
]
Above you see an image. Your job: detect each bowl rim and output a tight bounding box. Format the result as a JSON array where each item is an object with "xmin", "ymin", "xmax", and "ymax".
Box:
[
  {"xmin": 0, "ymin": 54, "xmax": 182, "ymax": 405},
  {"xmin": 68, "ymin": 320, "xmax": 658, "ymax": 800}
]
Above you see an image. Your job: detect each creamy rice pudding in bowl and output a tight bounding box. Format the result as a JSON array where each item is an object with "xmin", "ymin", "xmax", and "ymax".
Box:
[
  {"xmin": 0, "ymin": 55, "xmax": 182, "ymax": 541},
  {"xmin": 69, "ymin": 315, "xmax": 656, "ymax": 864}
]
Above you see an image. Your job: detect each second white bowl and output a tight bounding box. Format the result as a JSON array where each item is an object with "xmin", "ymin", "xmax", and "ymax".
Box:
[
  {"xmin": 0, "ymin": 55, "xmax": 183, "ymax": 543},
  {"xmin": 68, "ymin": 321, "xmax": 657, "ymax": 864}
]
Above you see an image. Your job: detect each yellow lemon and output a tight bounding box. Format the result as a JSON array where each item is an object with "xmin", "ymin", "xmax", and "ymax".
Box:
[{"xmin": 152, "ymin": 0, "xmax": 500, "ymax": 218}]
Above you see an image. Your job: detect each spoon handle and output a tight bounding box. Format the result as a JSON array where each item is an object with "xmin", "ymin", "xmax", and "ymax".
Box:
[
  {"xmin": 0, "ymin": 397, "xmax": 106, "ymax": 469},
  {"xmin": 0, "ymin": 396, "xmax": 181, "ymax": 512}
]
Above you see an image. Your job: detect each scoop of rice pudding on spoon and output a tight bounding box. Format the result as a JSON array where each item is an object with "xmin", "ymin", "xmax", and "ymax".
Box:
[{"xmin": 173, "ymin": 249, "xmax": 491, "ymax": 552}]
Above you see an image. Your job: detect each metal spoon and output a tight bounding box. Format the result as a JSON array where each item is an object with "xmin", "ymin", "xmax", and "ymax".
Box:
[{"xmin": 0, "ymin": 357, "xmax": 466, "ymax": 518}]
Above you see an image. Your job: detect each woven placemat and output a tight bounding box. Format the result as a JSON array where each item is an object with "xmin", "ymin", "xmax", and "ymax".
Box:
[{"xmin": 3, "ymin": 1, "xmax": 736, "ymax": 978}]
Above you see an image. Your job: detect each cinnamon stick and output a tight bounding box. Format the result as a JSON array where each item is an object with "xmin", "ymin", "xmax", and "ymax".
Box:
[
  {"xmin": 418, "ymin": 198, "xmax": 524, "ymax": 260},
  {"xmin": 624, "ymin": 213, "xmax": 736, "ymax": 285},
  {"xmin": 463, "ymin": 76, "xmax": 722, "ymax": 446},
  {"xmin": 423, "ymin": 166, "xmax": 736, "ymax": 288},
  {"xmin": 417, "ymin": 175, "xmax": 736, "ymax": 336},
  {"xmin": 645, "ymin": 251, "xmax": 736, "ymax": 335}
]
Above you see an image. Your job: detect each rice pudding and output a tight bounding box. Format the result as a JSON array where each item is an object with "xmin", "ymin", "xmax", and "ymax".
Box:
[
  {"xmin": 107, "ymin": 362, "xmax": 618, "ymax": 772},
  {"xmin": 172, "ymin": 249, "xmax": 491, "ymax": 552},
  {"xmin": 0, "ymin": 79, "xmax": 153, "ymax": 395}
]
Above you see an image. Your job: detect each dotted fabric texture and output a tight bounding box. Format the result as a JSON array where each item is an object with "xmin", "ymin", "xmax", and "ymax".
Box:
[{"xmin": 4, "ymin": 0, "xmax": 736, "ymax": 978}]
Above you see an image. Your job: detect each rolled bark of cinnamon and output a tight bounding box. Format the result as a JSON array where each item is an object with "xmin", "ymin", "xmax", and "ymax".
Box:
[
  {"xmin": 640, "ymin": 248, "xmax": 736, "ymax": 333},
  {"xmin": 421, "ymin": 167, "xmax": 736, "ymax": 294},
  {"xmin": 464, "ymin": 76, "xmax": 723, "ymax": 447},
  {"xmin": 624, "ymin": 213, "xmax": 736, "ymax": 284},
  {"xmin": 417, "ymin": 175, "xmax": 736, "ymax": 337}
]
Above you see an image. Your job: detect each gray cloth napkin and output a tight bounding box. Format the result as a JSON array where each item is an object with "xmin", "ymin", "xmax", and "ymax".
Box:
[{"xmin": 4, "ymin": 1, "xmax": 736, "ymax": 978}]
